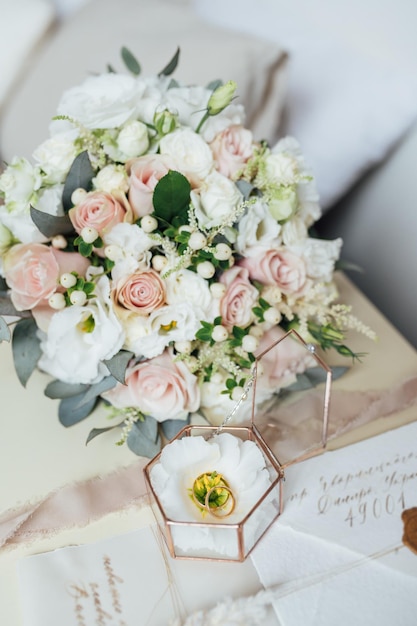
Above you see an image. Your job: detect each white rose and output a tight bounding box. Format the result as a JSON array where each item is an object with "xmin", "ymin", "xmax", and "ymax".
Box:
[
  {"xmin": 117, "ymin": 120, "xmax": 149, "ymax": 158},
  {"xmin": 165, "ymin": 268, "xmax": 214, "ymax": 318},
  {"xmin": 0, "ymin": 157, "xmax": 40, "ymax": 212},
  {"xmin": 93, "ymin": 164, "xmax": 129, "ymax": 194},
  {"xmin": 191, "ymin": 170, "xmax": 243, "ymax": 230},
  {"xmin": 236, "ymin": 198, "xmax": 281, "ymax": 256},
  {"xmin": 299, "ymin": 237, "xmax": 343, "ymax": 282},
  {"xmin": 159, "ymin": 128, "xmax": 213, "ymax": 186},
  {"xmin": 32, "ymin": 134, "xmax": 77, "ymax": 184},
  {"xmin": 104, "ymin": 222, "xmax": 153, "ymax": 282},
  {"xmin": 264, "ymin": 152, "xmax": 299, "ymax": 186},
  {"xmin": 38, "ymin": 276, "xmax": 125, "ymax": 384},
  {"xmin": 57, "ymin": 73, "xmax": 145, "ymax": 129}
]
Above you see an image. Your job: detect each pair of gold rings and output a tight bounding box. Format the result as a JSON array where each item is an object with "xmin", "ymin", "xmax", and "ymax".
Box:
[{"xmin": 191, "ymin": 471, "xmax": 236, "ymax": 518}]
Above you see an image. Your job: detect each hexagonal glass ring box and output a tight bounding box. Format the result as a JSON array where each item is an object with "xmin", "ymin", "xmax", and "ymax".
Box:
[{"xmin": 143, "ymin": 329, "xmax": 332, "ymax": 562}]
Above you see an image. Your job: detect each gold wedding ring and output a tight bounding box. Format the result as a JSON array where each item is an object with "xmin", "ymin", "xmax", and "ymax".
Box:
[{"xmin": 191, "ymin": 472, "xmax": 236, "ymax": 518}]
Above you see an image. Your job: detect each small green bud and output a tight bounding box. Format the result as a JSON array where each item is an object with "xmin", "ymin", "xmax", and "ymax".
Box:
[
  {"xmin": 154, "ymin": 109, "xmax": 177, "ymax": 135},
  {"xmin": 207, "ymin": 80, "xmax": 237, "ymax": 116}
]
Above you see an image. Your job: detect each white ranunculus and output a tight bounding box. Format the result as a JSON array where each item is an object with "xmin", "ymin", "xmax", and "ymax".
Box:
[
  {"xmin": 298, "ymin": 237, "xmax": 343, "ymax": 282},
  {"xmin": 159, "ymin": 128, "xmax": 214, "ymax": 185},
  {"xmin": 38, "ymin": 276, "xmax": 125, "ymax": 384},
  {"xmin": 117, "ymin": 120, "xmax": 149, "ymax": 159},
  {"xmin": 92, "ymin": 164, "xmax": 129, "ymax": 194},
  {"xmin": 32, "ymin": 134, "xmax": 77, "ymax": 184},
  {"xmin": 56, "ymin": 73, "xmax": 146, "ymax": 129},
  {"xmin": 104, "ymin": 223, "xmax": 153, "ymax": 282},
  {"xmin": 191, "ymin": 170, "xmax": 243, "ymax": 230},
  {"xmin": 0, "ymin": 157, "xmax": 40, "ymax": 212},
  {"xmin": 264, "ymin": 152, "xmax": 299, "ymax": 187},
  {"xmin": 236, "ymin": 198, "xmax": 281, "ymax": 256},
  {"xmin": 165, "ymin": 268, "xmax": 214, "ymax": 318}
]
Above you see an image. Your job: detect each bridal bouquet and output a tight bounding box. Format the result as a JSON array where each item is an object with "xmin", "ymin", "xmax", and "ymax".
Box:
[{"xmin": 0, "ymin": 48, "xmax": 374, "ymax": 456}]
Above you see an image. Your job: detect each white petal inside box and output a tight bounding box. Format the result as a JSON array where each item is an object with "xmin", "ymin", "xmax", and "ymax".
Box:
[{"xmin": 144, "ymin": 330, "xmax": 332, "ymax": 562}]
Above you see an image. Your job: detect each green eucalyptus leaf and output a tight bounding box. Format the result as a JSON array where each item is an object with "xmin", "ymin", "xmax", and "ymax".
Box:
[
  {"xmin": 11, "ymin": 318, "xmax": 41, "ymax": 387},
  {"xmin": 74, "ymin": 375, "xmax": 118, "ymax": 408},
  {"xmin": 160, "ymin": 416, "xmax": 189, "ymax": 440},
  {"xmin": 153, "ymin": 171, "xmax": 191, "ymax": 225},
  {"xmin": 104, "ymin": 350, "xmax": 134, "ymax": 384},
  {"xmin": 86, "ymin": 421, "xmax": 125, "ymax": 445},
  {"xmin": 58, "ymin": 393, "xmax": 98, "ymax": 427},
  {"xmin": 0, "ymin": 316, "xmax": 11, "ymax": 342},
  {"xmin": 235, "ymin": 180, "xmax": 253, "ymax": 201},
  {"xmin": 30, "ymin": 206, "xmax": 74, "ymax": 238},
  {"xmin": 0, "ymin": 294, "xmax": 31, "ymax": 318},
  {"xmin": 206, "ymin": 79, "xmax": 223, "ymax": 91},
  {"xmin": 62, "ymin": 151, "xmax": 95, "ymax": 212},
  {"xmin": 158, "ymin": 47, "xmax": 180, "ymax": 77},
  {"xmin": 126, "ymin": 416, "xmax": 161, "ymax": 457},
  {"xmin": 45, "ymin": 380, "xmax": 88, "ymax": 399},
  {"xmin": 121, "ymin": 46, "xmax": 141, "ymax": 75}
]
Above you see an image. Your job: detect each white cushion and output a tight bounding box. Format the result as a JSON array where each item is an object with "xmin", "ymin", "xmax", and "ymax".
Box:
[
  {"xmin": 0, "ymin": 1, "xmax": 55, "ymax": 113},
  {"xmin": 193, "ymin": 0, "xmax": 417, "ymax": 210},
  {"xmin": 0, "ymin": 0, "xmax": 288, "ymax": 161}
]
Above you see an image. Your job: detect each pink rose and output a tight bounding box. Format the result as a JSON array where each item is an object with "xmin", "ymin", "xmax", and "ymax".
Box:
[
  {"xmin": 69, "ymin": 191, "xmax": 129, "ymax": 237},
  {"xmin": 210, "ymin": 125, "xmax": 254, "ymax": 179},
  {"xmin": 127, "ymin": 154, "xmax": 175, "ymax": 218},
  {"xmin": 240, "ymin": 247, "xmax": 307, "ymax": 294},
  {"xmin": 104, "ymin": 349, "xmax": 200, "ymax": 421},
  {"xmin": 3, "ymin": 243, "xmax": 89, "ymax": 310},
  {"xmin": 113, "ymin": 270, "xmax": 166, "ymax": 316},
  {"xmin": 219, "ymin": 266, "xmax": 258, "ymax": 330},
  {"xmin": 255, "ymin": 326, "xmax": 316, "ymax": 392}
]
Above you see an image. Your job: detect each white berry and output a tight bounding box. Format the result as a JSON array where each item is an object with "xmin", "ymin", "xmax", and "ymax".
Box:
[
  {"xmin": 81, "ymin": 226, "xmax": 98, "ymax": 244},
  {"xmin": 141, "ymin": 215, "xmax": 158, "ymax": 233},
  {"xmin": 188, "ymin": 231, "xmax": 207, "ymax": 250},
  {"xmin": 104, "ymin": 244, "xmax": 123, "ymax": 262},
  {"xmin": 174, "ymin": 340, "xmax": 192, "ymax": 354},
  {"xmin": 70, "ymin": 290, "xmax": 87, "ymax": 306},
  {"xmin": 211, "ymin": 325, "xmax": 228, "ymax": 342},
  {"xmin": 197, "ymin": 261, "xmax": 215, "ymax": 279},
  {"xmin": 48, "ymin": 292, "xmax": 66, "ymax": 310},
  {"xmin": 59, "ymin": 272, "xmax": 77, "ymax": 289},
  {"xmin": 242, "ymin": 334, "xmax": 259, "ymax": 353},
  {"xmin": 71, "ymin": 188, "xmax": 88, "ymax": 205},
  {"xmin": 214, "ymin": 243, "xmax": 232, "ymax": 261},
  {"xmin": 264, "ymin": 307, "xmax": 281, "ymax": 325},
  {"xmin": 152, "ymin": 255, "xmax": 168, "ymax": 272},
  {"xmin": 51, "ymin": 235, "xmax": 67, "ymax": 249}
]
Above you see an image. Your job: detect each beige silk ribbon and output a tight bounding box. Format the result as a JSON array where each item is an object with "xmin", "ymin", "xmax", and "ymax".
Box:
[{"xmin": 1, "ymin": 376, "xmax": 417, "ymax": 550}]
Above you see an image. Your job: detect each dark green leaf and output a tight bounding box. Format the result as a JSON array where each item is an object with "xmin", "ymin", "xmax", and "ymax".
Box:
[
  {"xmin": 107, "ymin": 64, "xmax": 116, "ymax": 73},
  {"xmin": 11, "ymin": 318, "xmax": 41, "ymax": 387},
  {"xmin": 86, "ymin": 421, "xmax": 125, "ymax": 445},
  {"xmin": 104, "ymin": 350, "xmax": 134, "ymax": 384},
  {"xmin": 195, "ymin": 328, "xmax": 212, "ymax": 342},
  {"xmin": 152, "ymin": 171, "xmax": 191, "ymax": 225},
  {"xmin": 30, "ymin": 207, "xmax": 74, "ymax": 238},
  {"xmin": 335, "ymin": 259, "xmax": 364, "ymax": 273},
  {"xmin": 126, "ymin": 416, "xmax": 161, "ymax": 457},
  {"xmin": 158, "ymin": 47, "xmax": 180, "ymax": 76},
  {"xmin": 78, "ymin": 241, "xmax": 93, "ymax": 257},
  {"xmin": 121, "ymin": 46, "xmax": 141, "ymax": 75},
  {"xmin": 58, "ymin": 393, "xmax": 98, "ymax": 426},
  {"xmin": 62, "ymin": 151, "xmax": 95, "ymax": 212},
  {"xmin": 0, "ymin": 316, "xmax": 10, "ymax": 342},
  {"xmin": 160, "ymin": 415, "xmax": 189, "ymax": 440},
  {"xmin": 232, "ymin": 326, "xmax": 246, "ymax": 340},
  {"xmin": 45, "ymin": 380, "xmax": 88, "ymax": 399}
]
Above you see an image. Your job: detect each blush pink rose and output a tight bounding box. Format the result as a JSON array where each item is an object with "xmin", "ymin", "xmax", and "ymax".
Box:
[
  {"xmin": 113, "ymin": 270, "xmax": 166, "ymax": 316},
  {"xmin": 69, "ymin": 191, "xmax": 129, "ymax": 237},
  {"xmin": 240, "ymin": 247, "xmax": 307, "ymax": 294},
  {"xmin": 104, "ymin": 349, "xmax": 200, "ymax": 421},
  {"xmin": 210, "ymin": 124, "xmax": 254, "ymax": 179},
  {"xmin": 255, "ymin": 326, "xmax": 316, "ymax": 392},
  {"xmin": 219, "ymin": 266, "xmax": 258, "ymax": 330},
  {"xmin": 127, "ymin": 154, "xmax": 175, "ymax": 218},
  {"xmin": 3, "ymin": 243, "xmax": 89, "ymax": 311}
]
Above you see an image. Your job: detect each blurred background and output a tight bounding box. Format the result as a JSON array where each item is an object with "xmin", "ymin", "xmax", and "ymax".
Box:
[{"xmin": 1, "ymin": 0, "xmax": 416, "ymax": 346}]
